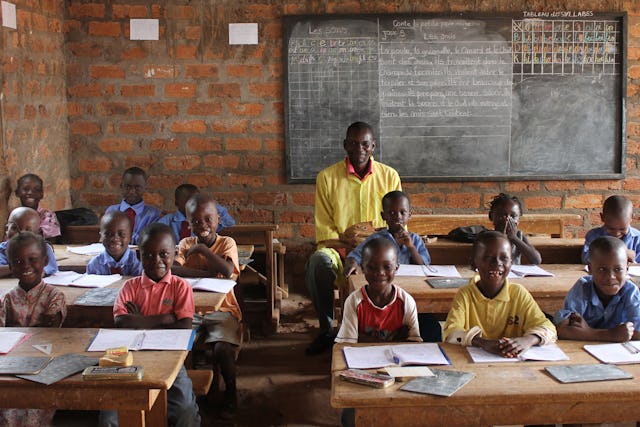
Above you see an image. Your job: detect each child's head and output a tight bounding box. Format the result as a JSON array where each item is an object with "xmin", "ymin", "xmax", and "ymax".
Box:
[
  {"xmin": 99, "ymin": 211, "xmax": 132, "ymax": 261},
  {"xmin": 6, "ymin": 231, "xmax": 48, "ymax": 290},
  {"xmin": 381, "ymin": 191, "xmax": 411, "ymax": 234},
  {"xmin": 600, "ymin": 195, "xmax": 633, "ymax": 239},
  {"xmin": 139, "ymin": 223, "xmax": 176, "ymax": 282},
  {"xmin": 185, "ymin": 194, "xmax": 219, "ymax": 246},
  {"xmin": 343, "ymin": 121, "xmax": 375, "ymax": 168},
  {"xmin": 120, "ymin": 167, "xmax": 147, "ymax": 206},
  {"xmin": 5, "ymin": 207, "xmax": 41, "ymax": 240},
  {"xmin": 361, "ymin": 237, "xmax": 399, "ymax": 291},
  {"xmin": 489, "ymin": 193, "xmax": 523, "ymax": 231},
  {"xmin": 472, "ymin": 231, "xmax": 512, "ymax": 295},
  {"xmin": 15, "ymin": 173, "xmax": 44, "ymax": 210},
  {"xmin": 588, "ymin": 236, "xmax": 628, "ymax": 302},
  {"xmin": 175, "ymin": 184, "xmax": 199, "ymax": 215}
]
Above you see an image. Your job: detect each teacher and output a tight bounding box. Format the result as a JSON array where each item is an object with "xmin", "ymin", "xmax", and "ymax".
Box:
[{"xmin": 305, "ymin": 121, "xmax": 401, "ymax": 355}]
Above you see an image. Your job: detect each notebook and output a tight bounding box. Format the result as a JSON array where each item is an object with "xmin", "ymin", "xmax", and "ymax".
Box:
[
  {"xmin": 400, "ymin": 369, "xmax": 475, "ymax": 397},
  {"xmin": 44, "ymin": 271, "xmax": 122, "ymax": 288},
  {"xmin": 396, "ymin": 264, "xmax": 461, "ymax": 278},
  {"xmin": 186, "ymin": 278, "xmax": 236, "ymax": 293},
  {"xmin": 583, "ymin": 342, "xmax": 640, "ymax": 364},
  {"xmin": 545, "ymin": 364, "xmax": 633, "ymax": 383},
  {"xmin": 0, "ymin": 331, "xmax": 30, "ymax": 354},
  {"xmin": 466, "ymin": 343, "xmax": 569, "ymax": 363},
  {"xmin": 342, "ymin": 343, "xmax": 450, "ymax": 369},
  {"xmin": 507, "ymin": 265, "xmax": 554, "ymax": 278},
  {"xmin": 87, "ymin": 328, "xmax": 196, "ymax": 352}
]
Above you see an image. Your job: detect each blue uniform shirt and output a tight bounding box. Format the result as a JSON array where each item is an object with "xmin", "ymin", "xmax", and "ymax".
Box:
[
  {"xmin": 105, "ymin": 200, "xmax": 161, "ymax": 245},
  {"xmin": 346, "ymin": 229, "xmax": 431, "ymax": 265},
  {"xmin": 86, "ymin": 247, "xmax": 142, "ymax": 276},
  {"xmin": 158, "ymin": 205, "xmax": 235, "ymax": 243},
  {"xmin": 0, "ymin": 241, "xmax": 58, "ymax": 276},
  {"xmin": 582, "ymin": 226, "xmax": 640, "ymax": 264},
  {"xmin": 554, "ymin": 276, "xmax": 640, "ymax": 330}
]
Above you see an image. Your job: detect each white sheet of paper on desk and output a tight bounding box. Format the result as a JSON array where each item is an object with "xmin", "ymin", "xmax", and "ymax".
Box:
[
  {"xmin": 467, "ymin": 343, "xmax": 568, "ymax": 363},
  {"xmin": 396, "ymin": 264, "xmax": 461, "ymax": 277},
  {"xmin": 186, "ymin": 278, "xmax": 236, "ymax": 293},
  {"xmin": 0, "ymin": 331, "xmax": 28, "ymax": 354},
  {"xmin": 583, "ymin": 342, "xmax": 640, "ymax": 364},
  {"xmin": 628, "ymin": 266, "xmax": 640, "ymax": 277},
  {"xmin": 87, "ymin": 328, "xmax": 195, "ymax": 352},
  {"xmin": 508, "ymin": 265, "xmax": 554, "ymax": 278},
  {"xmin": 343, "ymin": 343, "xmax": 450, "ymax": 369},
  {"xmin": 1, "ymin": 1, "xmax": 17, "ymax": 29},
  {"xmin": 66, "ymin": 243, "xmax": 104, "ymax": 256},
  {"xmin": 44, "ymin": 272, "xmax": 121, "ymax": 288}
]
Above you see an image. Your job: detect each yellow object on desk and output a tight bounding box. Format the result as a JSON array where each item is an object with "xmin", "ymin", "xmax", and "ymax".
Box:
[{"xmin": 99, "ymin": 347, "xmax": 133, "ymax": 367}]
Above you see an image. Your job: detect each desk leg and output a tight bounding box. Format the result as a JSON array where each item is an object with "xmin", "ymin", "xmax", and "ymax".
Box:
[
  {"xmin": 146, "ymin": 389, "xmax": 168, "ymax": 427},
  {"xmin": 118, "ymin": 410, "xmax": 145, "ymax": 427}
]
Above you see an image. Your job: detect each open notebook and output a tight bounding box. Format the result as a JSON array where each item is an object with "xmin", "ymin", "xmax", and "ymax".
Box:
[
  {"xmin": 396, "ymin": 264, "xmax": 461, "ymax": 278},
  {"xmin": 44, "ymin": 271, "xmax": 122, "ymax": 288},
  {"xmin": 466, "ymin": 343, "xmax": 569, "ymax": 363},
  {"xmin": 343, "ymin": 343, "xmax": 450, "ymax": 369}
]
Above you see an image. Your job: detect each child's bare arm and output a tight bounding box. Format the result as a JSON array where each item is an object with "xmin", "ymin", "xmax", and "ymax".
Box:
[
  {"xmin": 393, "ymin": 230, "xmax": 425, "ymax": 265},
  {"xmin": 114, "ymin": 301, "xmax": 177, "ymax": 329},
  {"xmin": 557, "ymin": 313, "xmax": 633, "ymax": 342},
  {"xmin": 186, "ymin": 244, "xmax": 235, "ymax": 278},
  {"xmin": 343, "ymin": 257, "xmax": 359, "ymax": 277},
  {"xmin": 471, "ymin": 336, "xmax": 502, "ymax": 354},
  {"xmin": 497, "ymin": 335, "xmax": 540, "ymax": 357}
]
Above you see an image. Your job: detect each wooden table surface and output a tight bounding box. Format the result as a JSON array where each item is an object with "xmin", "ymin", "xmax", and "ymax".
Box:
[
  {"xmin": 0, "ymin": 327, "xmax": 186, "ymax": 427},
  {"xmin": 0, "ymin": 277, "xmax": 227, "ymax": 328},
  {"xmin": 347, "ymin": 264, "xmax": 588, "ymax": 315},
  {"xmin": 331, "ymin": 341, "xmax": 640, "ymax": 426},
  {"xmin": 426, "ymin": 237, "xmax": 584, "ymax": 264}
]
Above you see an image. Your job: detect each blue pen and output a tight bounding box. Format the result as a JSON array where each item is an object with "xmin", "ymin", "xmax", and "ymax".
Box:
[{"xmin": 386, "ymin": 348, "xmax": 400, "ymax": 365}]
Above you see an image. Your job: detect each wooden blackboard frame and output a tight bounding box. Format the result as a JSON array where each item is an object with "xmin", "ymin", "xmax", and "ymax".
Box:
[{"xmin": 283, "ymin": 12, "xmax": 627, "ymax": 183}]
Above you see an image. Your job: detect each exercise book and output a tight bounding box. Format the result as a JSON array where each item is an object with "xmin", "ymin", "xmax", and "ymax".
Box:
[
  {"xmin": 87, "ymin": 328, "xmax": 195, "ymax": 352},
  {"xmin": 467, "ymin": 343, "xmax": 569, "ymax": 363},
  {"xmin": 343, "ymin": 343, "xmax": 450, "ymax": 369}
]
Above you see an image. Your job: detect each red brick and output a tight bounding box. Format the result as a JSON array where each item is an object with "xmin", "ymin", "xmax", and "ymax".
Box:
[
  {"xmin": 97, "ymin": 102, "xmax": 130, "ymax": 116},
  {"xmin": 120, "ymin": 122, "xmax": 153, "ymax": 134},
  {"xmin": 228, "ymin": 101, "xmax": 263, "ymax": 116},
  {"xmin": 504, "ymin": 182, "xmax": 540, "ymax": 192},
  {"xmin": 185, "ymin": 174, "xmax": 224, "ymax": 188},
  {"xmin": 445, "ymin": 193, "xmax": 481, "ymax": 209},
  {"xmin": 564, "ymin": 194, "xmax": 603, "ymax": 209},
  {"xmin": 624, "ymin": 178, "xmax": 640, "ymax": 190},
  {"xmin": 583, "ymin": 180, "xmax": 623, "ymax": 190},
  {"xmin": 632, "ymin": 67, "xmax": 640, "ymax": 82},
  {"xmin": 70, "ymin": 121, "xmax": 101, "ymax": 135},
  {"xmin": 236, "ymin": 208, "xmax": 272, "ymax": 222},
  {"xmin": 628, "ymin": 139, "xmax": 640, "ymax": 155},
  {"xmin": 226, "ymin": 64, "xmax": 262, "ymax": 78},
  {"xmin": 629, "ymin": 123, "xmax": 640, "ymax": 137},
  {"xmin": 88, "ymin": 22, "xmax": 121, "ymax": 37},
  {"xmin": 185, "ymin": 64, "xmax": 219, "ymax": 79},
  {"xmin": 265, "ymin": 138, "xmax": 284, "ymax": 151},
  {"xmin": 244, "ymin": 4, "xmax": 279, "ymax": 20},
  {"xmin": 67, "ymin": 102, "xmax": 83, "ymax": 117},
  {"xmin": 210, "ymin": 120, "xmax": 248, "ymax": 134},
  {"xmin": 187, "ymin": 102, "xmax": 221, "ymax": 116},
  {"xmin": 144, "ymin": 65, "xmax": 177, "ymax": 79},
  {"xmin": 203, "ymin": 154, "xmax": 240, "ymax": 168},
  {"xmin": 291, "ymin": 192, "xmax": 315, "ymax": 206},
  {"xmin": 121, "ymin": 47, "xmax": 148, "ymax": 60},
  {"xmin": 24, "ymin": 105, "xmax": 36, "ymax": 119},
  {"xmin": 124, "ymin": 155, "xmax": 156, "ymax": 170},
  {"xmin": 69, "ymin": 3, "xmax": 105, "ymax": 18},
  {"xmin": 264, "ymin": 23, "xmax": 282, "ymax": 38},
  {"xmin": 248, "ymin": 83, "xmax": 281, "ymax": 98},
  {"xmin": 150, "ymin": 138, "xmax": 180, "ymax": 151},
  {"xmin": 227, "ymin": 137, "xmax": 262, "ymax": 151},
  {"xmin": 229, "ymin": 175, "xmax": 265, "ymax": 188},
  {"xmin": 164, "ymin": 155, "xmax": 202, "ymax": 171},
  {"xmin": 71, "ymin": 176, "xmax": 85, "ymax": 191},
  {"xmin": 630, "ymin": 47, "xmax": 640, "ymax": 62},
  {"xmin": 32, "ymin": 13, "xmax": 48, "ymax": 31},
  {"xmin": 629, "ymin": 84, "xmax": 639, "ymax": 97},
  {"xmin": 121, "ymin": 85, "xmax": 155, "ymax": 97},
  {"xmin": 64, "ymin": 20, "xmax": 81, "ymax": 33},
  {"xmin": 279, "ymin": 211, "xmax": 313, "ymax": 223},
  {"xmin": 99, "ymin": 138, "xmax": 134, "ymax": 152},
  {"xmin": 78, "ymin": 157, "xmax": 112, "ymax": 172},
  {"xmin": 410, "ymin": 192, "xmax": 446, "ymax": 209},
  {"xmin": 175, "ymin": 45, "xmax": 197, "ymax": 59},
  {"xmin": 251, "ymin": 192, "xmax": 287, "ymax": 206},
  {"xmin": 188, "ymin": 137, "xmax": 222, "ymax": 152},
  {"xmin": 165, "ymin": 83, "xmax": 196, "ymax": 98},
  {"xmin": 68, "ymin": 83, "xmax": 102, "ymax": 97},
  {"xmin": 544, "ymin": 180, "xmax": 584, "ymax": 191},
  {"xmin": 146, "ymin": 102, "xmax": 178, "ymax": 117},
  {"xmin": 274, "ymin": 224, "xmax": 295, "ymax": 239},
  {"xmin": 184, "ymin": 26, "xmax": 201, "ymax": 40},
  {"xmin": 208, "ymin": 83, "xmax": 240, "ymax": 98},
  {"xmin": 251, "ymin": 121, "xmax": 283, "ymax": 134},
  {"xmin": 90, "ymin": 65, "xmax": 125, "ymax": 79},
  {"xmin": 147, "ymin": 175, "xmax": 177, "ymax": 189},
  {"xmin": 165, "ymin": 5, "xmax": 194, "ymax": 19},
  {"xmin": 3, "ymin": 58, "xmax": 18, "ymax": 73},
  {"xmin": 299, "ymin": 224, "xmax": 315, "ymax": 239},
  {"xmin": 170, "ymin": 120, "xmax": 207, "ymax": 133},
  {"xmin": 112, "ymin": 4, "xmax": 148, "ymax": 18},
  {"xmin": 522, "ymin": 196, "xmax": 562, "ymax": 210}
]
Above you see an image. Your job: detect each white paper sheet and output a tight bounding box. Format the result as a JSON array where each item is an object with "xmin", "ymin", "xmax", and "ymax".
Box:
[
  {"xmin": 44, "ymin": 272, "xmax": 121, "ymax": 288},
  {"xmin": 583, "ymin": 342, "xmax": 640, "ymax": 364},
  {"xmin": 395, "ymin": 264, "xmax": 461, "ymax": 277},
  {"xmin": 467, "ymin": 343, "xmax": 569, "ymax": 363},
  {"xmin": 2, "ymin": 1, "xmax": 16, "ymax": 29},
  {"xmin": 229, "ymin": 23, "xmax": 258, "ymax": 45},
  {"xmin": 508, "ymin": 265, "xmax": 555, "ymax": 278},
  {"xmin": 0, "ymin": 331, "xmax": 27, "ymax": 354},
  {"xmin": 87, "ymin": 328, "xmax": 194, "ymax": 352},
  {"xmin": 343, "ymin": 343, "xmax": 450, "ymax": 369},
  {"xmin": 66, "ymin": 243, "xmax": 104, "ymax": 256},
  {"xmin": 186, "ymin": 278, "xmax": 236, "ymax": 293},
  {"xmin": 130, "ymin": 18, "xmax": 159, "ymax": 40},
  {"xmin": 628, "ymin": 265, "xmax": 640, "ymax": 277}
]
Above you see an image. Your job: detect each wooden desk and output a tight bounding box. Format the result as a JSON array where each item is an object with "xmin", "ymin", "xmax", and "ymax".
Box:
[
  {"xmin": 332, "ymin": 341, "xmax": 640, "ymax": 426},
  {"xmin": 347, "ymin": 264, "xmax": 587, "ymax": 315},
  {"xmin": 0, "ymin": 278, "xmax": 227, "ymax": 328},
  {"xmin": 427, "ymin": 237, "xmax": 584, "ymax": 265},
  {"xmin": 0, "ymin": 327, "xmax": 186, "ymax": 427}
]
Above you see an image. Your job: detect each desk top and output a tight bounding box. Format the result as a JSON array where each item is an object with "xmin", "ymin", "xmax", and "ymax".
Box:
[{"xmin": 2, "ymin": 327, "xmax": 185, "ymax": 390}]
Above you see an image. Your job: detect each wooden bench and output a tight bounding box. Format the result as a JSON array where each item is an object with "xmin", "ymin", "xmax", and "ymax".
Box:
[
  {"xmin": 409, "ymin": 213, "xmax": 581, "ymax": 238},
  {"xmin": 186, "ymin": 369, "xmax": 214, "ymax": 396}
]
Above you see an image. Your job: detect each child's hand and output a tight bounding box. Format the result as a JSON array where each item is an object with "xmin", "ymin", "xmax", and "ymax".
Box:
[
  {"xmin": 611, "ymin": 322, "xmax": 634, "ymax": 342},
  {"xmin": 125, "ymin": 301, "xmax": 141, "ymax": 315},
  {"xmin": 387, "ymin": 325, "xmax": 409, "ymax": 342},
  {"xmin": 504, "ymin": 217, "xmax": 519, "ymax": 240},
  {"xmin": 568, "ymin": 312, "xmax": 588, "ymax": 328},
  {"xmin": 627, "ymin": 249, "xmax": 636, "ymax": 264},
  {"xmin": 473, "ymin": 336, "xmax": 503, "ymax": 355},
  {"xmin": 343, "ymin": 257, "xmax": 359, "ymax": 277},
  {"xmin": 186, "ymin": 243, "xmax": 209, "ymax": 258},
  {"xmin": 393, "ymin": 230, "xmax": 414, "ymax": 248},
  {"xmin": 497, "ymin": 336, "xmax": 538, "ymax": 357}
]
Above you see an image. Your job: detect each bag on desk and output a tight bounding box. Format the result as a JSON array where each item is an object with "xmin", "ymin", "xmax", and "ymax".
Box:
[
  {"xmin": 339, "ymin": 221, "xmax": 377, "ymax": 249},
  {"xmin": 447, "ymin": 225, "xmax": 488, "ymax": 243},
  {"xmin": 55, "ymin": 207, "xmax": 99, "ymax": 227}
]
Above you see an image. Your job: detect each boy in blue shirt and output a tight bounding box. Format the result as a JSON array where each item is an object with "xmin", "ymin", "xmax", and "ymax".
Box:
[
  {"xmin": 556, "ymin": 236, "xmax": 640, "ymax": 342},
  {"xmin": 0, "ymin": 207, "xmax": 58, "ymax": 277},
  {"xmin": 159, "ymin": 184, "xmax": 236, "ymax": 243},
  {"xmin": 86, "ymin": 211, "xmax": 142, "ymax": 276},
  {"xmin": 343, "ymin": 190, "xmax": 430, "ymax": 276},
  {"xmin": 105, "ymin": 167, "xmax": 161, "ymax": 245},
  {"xmin": 582, "ymin": 195, "xmax": 640, "ymax": 264}
]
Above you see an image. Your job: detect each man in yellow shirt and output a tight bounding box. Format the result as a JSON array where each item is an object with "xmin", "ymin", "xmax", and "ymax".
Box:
[{"xmin": 306, "ymin": 121, "xmax": 401, "ymax": 355}]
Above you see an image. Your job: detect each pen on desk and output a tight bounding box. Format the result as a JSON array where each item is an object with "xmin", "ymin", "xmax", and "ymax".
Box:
[
  {"xmin": 423, "ymin": 265, "xmax": 437, "ymax": 274},
  {"xmin": 622, "ymin": 341, "xmax": 639, "ymax": 354},
  {"xmin": 386, "ymin": 348, "xmax": 400, "ymax": 365}
]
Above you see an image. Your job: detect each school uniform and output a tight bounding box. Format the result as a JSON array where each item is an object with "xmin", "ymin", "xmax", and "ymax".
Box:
[
  {"xmin": 0, "ymin": 241, "xmax": 58, "ymax": 276},
  {"xmin": 308, "ymin": 157, "xmax": 401, "ymax": 336},
  {"xmin": 105, "ymin": 200, "xmax": 161, "ymax": 245},
  {"xmin": 582, "ymin": 225, "xmax": 640, "ymax": 264},
  {"xmin": 176, "ymin": 236, "xmax": 242, "ymax": 346},
  {"xmin": 38, "ymin": 207, "xmax": 61, "ymax": 239},
  {"xmin": 158, "ymin": 205, "xmax": 236, "ymax": 243},
  {"xmin": 100, "ymin": 271, "xmax": 199, "ymax": 427},
  {"xmin": 346, "ymin": 229, "xmax": 430, "ymax": 265},
  {"xmin": 86, "ymin": 247, "xmax": 142, "ymax": 276},
  {"xmin": 443, "ymin": 275, "xmax": 557, "ymax": 346},
  {"xmin": 554, "ymin": 276, "xmax": 640, "ymax": 329},
  {"xmin": 336, "ymin": 285, "xmax": 421, "ymax": 343}
]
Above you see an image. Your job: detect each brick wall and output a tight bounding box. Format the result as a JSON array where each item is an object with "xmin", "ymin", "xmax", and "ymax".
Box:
[{"xmin": 1, "ymin": 0, "xmax": 70, "ymax": 217}]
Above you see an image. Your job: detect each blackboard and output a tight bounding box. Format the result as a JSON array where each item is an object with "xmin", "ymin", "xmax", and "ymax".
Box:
[{"xmin": 283, "ymin": 13, "xmax": 626, "ymax": 182}]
